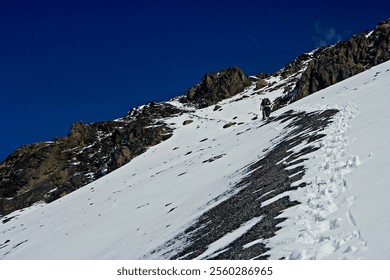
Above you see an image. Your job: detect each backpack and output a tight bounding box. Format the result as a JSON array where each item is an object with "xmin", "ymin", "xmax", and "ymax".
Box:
[{"xmin": 263, "ymin": 98, "xmax": 271, "ymax": 106}]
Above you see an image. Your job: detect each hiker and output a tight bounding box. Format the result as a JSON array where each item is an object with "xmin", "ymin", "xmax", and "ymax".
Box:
[
  {"xmin": 260, "ymin": 98, "xmax": 273, "ymax": 120},
  {"xmin": 288, "ymin": 87, "xmax": 298, "ymax": 103}
]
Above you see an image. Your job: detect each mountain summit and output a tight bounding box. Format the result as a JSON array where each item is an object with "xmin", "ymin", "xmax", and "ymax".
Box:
[{"xmin": 0, "ymin": 18, "xmax": 389, "ymax": 260}]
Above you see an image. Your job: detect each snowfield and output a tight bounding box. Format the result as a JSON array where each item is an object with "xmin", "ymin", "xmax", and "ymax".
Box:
[
  {"xmin": 267, "ymin": 65, "xmax": 390, "ymax": 259},
  {"xmin": 0, "ymin": 61, "xmax": 389, "ymax": 260}
]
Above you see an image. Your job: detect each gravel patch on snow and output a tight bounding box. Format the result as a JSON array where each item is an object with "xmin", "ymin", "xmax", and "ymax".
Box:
[{"xmin": 151, "ymin": 109, "xmax": 339, "ymax": 259}]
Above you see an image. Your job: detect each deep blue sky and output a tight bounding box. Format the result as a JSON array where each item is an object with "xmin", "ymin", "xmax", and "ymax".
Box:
[{"xmin": 1, "ymin": 0, "xmax": 389, "ymax": 161}]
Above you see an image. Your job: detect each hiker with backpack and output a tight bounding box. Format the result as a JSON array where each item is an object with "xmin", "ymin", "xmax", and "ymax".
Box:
[{"xmin": 260, "ymin": 98, "xmax": 273, "ymax": 120}]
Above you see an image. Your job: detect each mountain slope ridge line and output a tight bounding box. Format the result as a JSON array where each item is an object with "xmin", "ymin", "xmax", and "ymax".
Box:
[{"xmin": 1, "ymin": 18, "xmax": 389, "ymax": 215}]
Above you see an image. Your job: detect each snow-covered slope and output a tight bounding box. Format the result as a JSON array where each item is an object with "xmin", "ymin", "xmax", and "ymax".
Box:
[
  {"xmin": 1, "ymin": 61, "xmax": 389, "ymax": 260},
  {"xmin": 267, "ymin": 63, "xmax": 390, "ymax": 260}
]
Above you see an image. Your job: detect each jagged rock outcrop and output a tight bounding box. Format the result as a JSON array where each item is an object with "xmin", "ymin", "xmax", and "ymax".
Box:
[
  {"xmin": 280, "ymin": 53, "xmax": 312, "ymax": 80},
  {"xmin": 302, "ymin": 19, "xmax": 389, "ymax": 99},
  {"xmin": 273, "ymin": 18, "xmax": 390, "ymax": 109},
  {"xmin": 0, "ymin": 102, "xmax": 183, "ymax": 216},
  {"xmin": 255, "ymin": 79, "xmax": 269, "ymax": 90},
  {"xmin": 182, "ymin": 66, "xmax": 252, "ymax": 108}
]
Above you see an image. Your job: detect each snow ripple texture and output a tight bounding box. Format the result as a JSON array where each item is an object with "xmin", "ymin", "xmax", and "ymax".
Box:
[{"xmin": 267, "ymin": 103, "xmax": 367, "ymax": 259}]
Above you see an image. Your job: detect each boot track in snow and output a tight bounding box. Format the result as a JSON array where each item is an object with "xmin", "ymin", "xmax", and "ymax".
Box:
[{"xmin": 150, "ymin": 108, "xmax": 349, "ymax": 259}]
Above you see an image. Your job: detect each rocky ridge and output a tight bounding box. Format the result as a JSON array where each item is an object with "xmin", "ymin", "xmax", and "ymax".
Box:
[
  {"xmin": 274, "ymin": 18, "xmax": 390, "ymax": 108},
  {"xmin": 182, "ymin": 66, "xmax": 252, "ymax": 108},
  {"xmin": 0, "ymin": 103, "xmax": 183, "ymax": 216}
]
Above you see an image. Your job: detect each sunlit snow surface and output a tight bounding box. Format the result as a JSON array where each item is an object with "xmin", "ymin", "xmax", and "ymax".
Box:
[{"xmin": 1, "ymin": 61, "xmax": 389, "ymax": 260}]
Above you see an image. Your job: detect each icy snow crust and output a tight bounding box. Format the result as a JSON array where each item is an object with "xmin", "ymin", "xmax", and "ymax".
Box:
[{"xmin": 1, "ymin": 61, "xmax": 389, "ymax": 259}]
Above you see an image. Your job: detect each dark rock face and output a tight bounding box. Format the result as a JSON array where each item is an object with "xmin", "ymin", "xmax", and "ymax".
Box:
[
  {"xmin": 296, "ymin": 18, "xmax": 389, "ymax": 100},
  {"xmin": 183, "ymin": 66, "xmax": 252, "ymax": 108},
  {"xmin": 280, "ymin": 53, "xmax": 312, "ymax": 79},
  {"xmin": 255, "ymin": 79, "xmax": 268, "ymax": 90},
  {"xmin": 273, "ymin": 18, "xmax": 390, "ymax": 109},
  {"xmin": 0, "ymin": 102, "xmax": 183, "ymax": 216}
]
